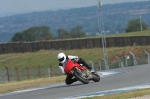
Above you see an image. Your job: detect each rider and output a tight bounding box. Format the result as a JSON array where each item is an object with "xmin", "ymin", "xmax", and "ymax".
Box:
[{"xmin": 57, "ymin": 52, "xmax": 92, "ymax": 85}]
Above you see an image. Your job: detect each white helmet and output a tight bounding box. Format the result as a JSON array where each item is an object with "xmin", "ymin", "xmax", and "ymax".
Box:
[{"xmin": 57, "ymin": 52, "xmax": 66, "ymax": 63}]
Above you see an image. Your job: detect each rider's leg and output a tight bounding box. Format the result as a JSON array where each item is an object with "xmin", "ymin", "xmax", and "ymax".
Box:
[
  {"xmin": 77, "ymin": 58, "xmax": 92, "ymax": 70},
  {"xmin": 65, "ymin": 74, "xmax": 78, "ymax": 85}
]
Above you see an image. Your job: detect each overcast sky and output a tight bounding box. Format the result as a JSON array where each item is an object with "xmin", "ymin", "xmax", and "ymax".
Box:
[{"xmin": 0, "ymin": 0, "xmax": 148, "ymax": 16}]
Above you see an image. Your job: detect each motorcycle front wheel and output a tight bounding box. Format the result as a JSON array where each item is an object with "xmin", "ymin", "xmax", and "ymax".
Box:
[
  {"xmin": 73, "ymin": 69, "xmax": 89, "ymax": 84},
  {"xmin": 92, "ymin": 72, "xmax": 100, "ymax": 82}
]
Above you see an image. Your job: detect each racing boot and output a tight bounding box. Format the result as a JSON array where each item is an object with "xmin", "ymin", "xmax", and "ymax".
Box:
[{"xmin": 65, "ymin": 78, "xmax": 78, "ymax": 85}]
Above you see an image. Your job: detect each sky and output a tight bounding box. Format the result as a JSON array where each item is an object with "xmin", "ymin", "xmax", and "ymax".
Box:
[{"xmin": 0, "ymin": 0, "xmax": 148, "ymax": 16}]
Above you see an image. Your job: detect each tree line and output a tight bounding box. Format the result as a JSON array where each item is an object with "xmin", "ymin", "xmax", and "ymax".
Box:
[
  {"xmin": 11, "ymin": 26, "xmax": 86, "ymax": 42},
  {"xmin": 11, "ymin": 18, "xmax": 148, "ymax": 42}
]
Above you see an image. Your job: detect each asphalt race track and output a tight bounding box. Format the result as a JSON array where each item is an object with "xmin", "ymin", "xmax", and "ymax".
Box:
[{"xmin": 0, "ymin": 64, "xmax": 150, "ymax": 99}]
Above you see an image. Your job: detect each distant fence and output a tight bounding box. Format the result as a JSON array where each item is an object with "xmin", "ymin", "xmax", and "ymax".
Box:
[{"xmin": 0, "ymin": 36, "xmax": 150, "ymax": 54}]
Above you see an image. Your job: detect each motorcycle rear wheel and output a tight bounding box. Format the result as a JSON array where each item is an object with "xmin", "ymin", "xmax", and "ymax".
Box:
[{"xmin": 73, "ymin": 69, "xmax": 89, "ymax": 84}]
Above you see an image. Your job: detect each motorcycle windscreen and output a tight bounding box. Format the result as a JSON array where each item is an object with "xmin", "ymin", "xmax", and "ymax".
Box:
[{"xmin": 64, "ymin": 59, "xmax": 75, "ymax": 74}]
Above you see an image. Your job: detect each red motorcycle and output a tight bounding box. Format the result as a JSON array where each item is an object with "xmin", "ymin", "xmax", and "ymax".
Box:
[{"xmin": 64, "ymin": 59, "xmax": 100, "ymax": 84}]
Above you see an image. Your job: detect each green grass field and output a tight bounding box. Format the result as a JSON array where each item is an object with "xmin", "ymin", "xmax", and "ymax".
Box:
[
  {"xmin": 0, "ymin": 48, "xmax": 103, "ymax": 68},
  {"xmin": 107, "ymin": 30, "xmax": 150, "ymax": 37},
  {"xmin": 0, "ymin": 46, "xmax": 150, "ymax": 69}
]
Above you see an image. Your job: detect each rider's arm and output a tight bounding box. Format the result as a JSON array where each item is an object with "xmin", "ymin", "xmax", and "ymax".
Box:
[
  {"xmin": 58, "ymin": 63, "xmax": 65, "ymax": 74},
  {"xmin": 68, "ymin": 55, "xmax": 78, "ymax": 61}
]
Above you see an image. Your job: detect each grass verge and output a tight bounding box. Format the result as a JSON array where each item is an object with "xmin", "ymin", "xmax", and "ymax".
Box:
[
  {"xmin": 83, "ymin": 88, "xmax": 150, "ymax": 99},
  {"xmin": 0, "ymin": 76, "xmax": 65, "ymax": 94}
]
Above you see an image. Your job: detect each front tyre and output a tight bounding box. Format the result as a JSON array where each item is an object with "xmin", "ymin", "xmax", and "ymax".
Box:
[
  {"xmin": 92, "ymin": 72, "xmax": 100, "ymax": 82},
  {"xmin": 73, "ymin": 69, "xmax": 89, "ymax": 84}
]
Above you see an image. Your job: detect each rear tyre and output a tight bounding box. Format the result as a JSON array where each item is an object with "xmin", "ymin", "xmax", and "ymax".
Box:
[
  {"xmin": 92, "ymin": 72, "xmax": 100, "ymax": 82},
  {"xmin": 73, "ymin": 69, "xmax": 89, "ymax": 84}
]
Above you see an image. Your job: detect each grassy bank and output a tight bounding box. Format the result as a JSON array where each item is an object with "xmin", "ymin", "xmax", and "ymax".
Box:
[
  {"xmin": 0, "ymin": 46, "xmax": 150, "ymax": 69},
  {"xmin": 107, "ymin": 30, "xmax": 150, "ymax": 37},
  {"xmin": 83, "ymin": 88, "xmax": 150, "ymax": 99},
  {"xmin": 0, "ymin": 76, "xmax": 65, "ymax": 93}
]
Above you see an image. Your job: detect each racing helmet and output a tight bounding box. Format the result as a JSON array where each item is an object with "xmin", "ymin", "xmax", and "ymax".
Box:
[{"xmin": 57, "ymin": 52, "xmax": 66, "ymax": 63}]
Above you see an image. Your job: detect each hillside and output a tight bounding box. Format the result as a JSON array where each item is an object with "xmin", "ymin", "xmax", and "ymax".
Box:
[{"xmin": 0, "ymin": 1, "xmax": 150, "ymax": 42}]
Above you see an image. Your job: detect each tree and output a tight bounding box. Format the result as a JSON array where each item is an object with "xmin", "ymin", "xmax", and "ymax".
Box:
[
  {"xmin": 70, "ymin": 26, "xmax": 86, "ymax": 38},
  {"xmin": 38, "ymin": 26, "xmax": 53, "ymax": 41},
  {"xmin": 57, "ymin": 28, "xmax": 70, "ymax": 39},
  {"xmin": 11, "ymin": 32, "xmax": 22, "ymax": 42},
  {"xmin": 125, "ymin": 18, "xmax": 148, "ymax": 33},
  {"xmin": 11, "ymin": 26, "xmax": 53, "ymax": 42}
]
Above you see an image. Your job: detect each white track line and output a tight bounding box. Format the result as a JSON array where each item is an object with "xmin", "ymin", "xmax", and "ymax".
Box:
[{"xmin": 62, "ymin": 83, "xmax": 150, "ymax": 99}]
